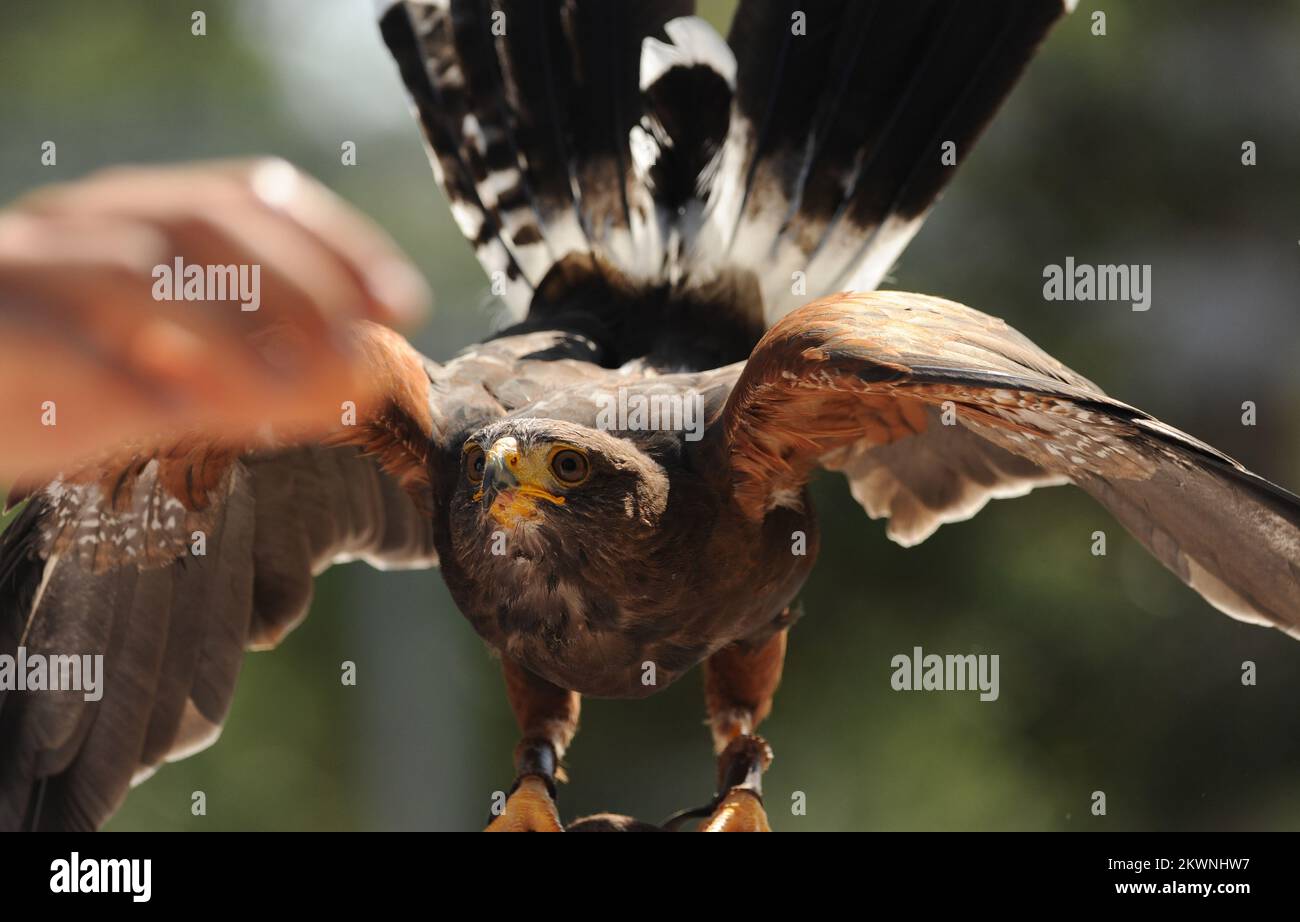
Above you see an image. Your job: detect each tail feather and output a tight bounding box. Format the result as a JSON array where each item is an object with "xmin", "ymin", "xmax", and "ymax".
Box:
[
  {"xmin": 379, "ymin": 0, "xmax": 534, "ymax": 307},
  {"xmin": 380, "ymin": 0, "xmax": 701, "ymax": 313},
  {"xmin": 379, "ymin": 0, "xmax": 1072, "ymax": 328},
  {"xmin": 717, "ymin": 0, "xmax": 1071, "ymax": 322},
  {"xmin": 635, "ymin": 16, "xmax": 737, "ymax": 284},
  {"xmin": 443, "ymin": 0, "xmax": 563, "ymax": 286}
]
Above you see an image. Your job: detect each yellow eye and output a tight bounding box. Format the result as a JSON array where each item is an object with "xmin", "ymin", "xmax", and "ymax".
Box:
[
  {"xmin": 550, "ymin": 448, "xmax": 589, "ymax": 485},
  {"xmin": 464, "ymin": 444, "xmax": 486, "ymax": 483}
]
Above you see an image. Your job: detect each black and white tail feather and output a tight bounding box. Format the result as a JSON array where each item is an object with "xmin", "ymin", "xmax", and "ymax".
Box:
[{"xmin": 377, "ymin": 0, "xmax": 1074, "ymax": 327}]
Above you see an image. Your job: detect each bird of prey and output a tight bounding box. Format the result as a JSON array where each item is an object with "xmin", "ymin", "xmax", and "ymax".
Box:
[{"xmin": 2, "ymin": 0, "xmax": 1298, "ymax": 832}]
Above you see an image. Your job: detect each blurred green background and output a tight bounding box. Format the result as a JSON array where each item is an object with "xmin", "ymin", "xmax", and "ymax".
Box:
[{"xmin": 2, "ymin": 0, "xmax": 1299, "ymax": 831}]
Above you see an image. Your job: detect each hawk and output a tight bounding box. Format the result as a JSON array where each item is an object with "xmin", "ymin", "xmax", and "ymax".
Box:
[{"xmin": 2, "ymin": 0, "xmax": 1298, "ymax": 832}]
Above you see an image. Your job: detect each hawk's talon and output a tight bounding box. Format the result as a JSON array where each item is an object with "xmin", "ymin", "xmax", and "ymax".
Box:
[
  {"xmin": 661, "ymin": 734, "xmax": 774, "ymax": 831},
  {"xmin": 483, "ymin": 775, "xmax": 563, "ymax": 832},
  {"xmin": 484, "ymin": 738, "xmax": 563, "ymax": 831},
  {"xmin": 702, "ymin": 734, "xmax": 772, "ymax": 831},
  {"xmin": 701, "ymin": 787, "xmax": 771, "ymax": 832}
]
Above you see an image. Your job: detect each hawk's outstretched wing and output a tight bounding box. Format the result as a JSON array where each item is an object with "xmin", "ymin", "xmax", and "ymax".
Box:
[
  {"xmin": 377, "ymin": 0, "xmax": 1072, "ymax": 326},
  {"xmin": 0, "ymin": 324, "xmax": 439, "ymax": 831},
  {"xmin": 717, "ymin": 291, "xmax": 1300, "ymax": 634}
]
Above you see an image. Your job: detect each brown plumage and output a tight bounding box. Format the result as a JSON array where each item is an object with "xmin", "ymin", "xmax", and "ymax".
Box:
[{"xmin": 4, "ymin": 0, "xmax": 1298, "ymax": 831}]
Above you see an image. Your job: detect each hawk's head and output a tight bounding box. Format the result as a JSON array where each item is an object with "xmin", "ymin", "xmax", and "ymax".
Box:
[{"xmin": 448, "ymin": 418, "xmax": 671, "ymax": 565}]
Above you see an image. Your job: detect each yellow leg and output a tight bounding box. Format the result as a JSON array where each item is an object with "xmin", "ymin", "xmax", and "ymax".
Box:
[
  {"xmin": 482, "ymin": 657, "xmax": 579, "ymax": 832},
  {"xmin": 690, "ymin": 629, "xmax": 786, "ymax": 832}
]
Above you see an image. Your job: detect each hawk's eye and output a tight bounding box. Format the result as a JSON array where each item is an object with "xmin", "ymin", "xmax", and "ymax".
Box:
[
  {"xmin": 550, "ymin": 449, "xmax": 589, "ymax": 485},
  {"xmin": 464, "ymin": 445, "xmax": 486, "ymax": 483}
]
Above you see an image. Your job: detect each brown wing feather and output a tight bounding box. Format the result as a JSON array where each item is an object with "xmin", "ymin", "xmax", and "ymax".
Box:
[
  {"xmin": 720, "ymin": 290, "xmax": 1300, "ymax": 635},
  {"xmin": 0, "ymin": 323, "xmax": 439, "ymax": 830},
  {"xmin": 822, "ymin": 403, "xmax": 1068, "ymax": 547}
]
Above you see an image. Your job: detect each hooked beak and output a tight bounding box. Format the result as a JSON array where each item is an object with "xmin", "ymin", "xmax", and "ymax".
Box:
[
  {"xmin": 479, "ymin": 456, "xmax": 518, "ymax": 509},
  {"xmin": 476, "ymin": 436, "xmax": 566, "ymax": 526}
]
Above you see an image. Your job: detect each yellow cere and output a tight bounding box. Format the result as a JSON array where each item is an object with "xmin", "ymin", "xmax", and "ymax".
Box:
[{"xmin": 485, "ymin": 437, "xmax": 573, "ymax": 527}]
